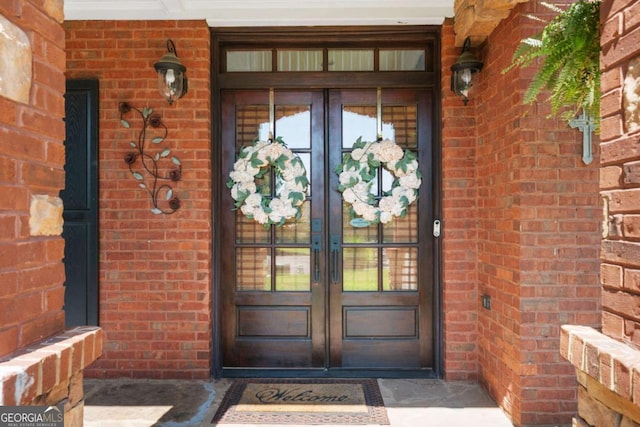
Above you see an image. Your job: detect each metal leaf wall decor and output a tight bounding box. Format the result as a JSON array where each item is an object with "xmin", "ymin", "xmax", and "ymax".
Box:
[{"xmin": 119, "ymin": 102, "xmax": 182, "ymax": 214}]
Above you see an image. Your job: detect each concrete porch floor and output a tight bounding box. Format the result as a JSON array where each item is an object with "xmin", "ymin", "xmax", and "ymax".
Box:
[{"xmin": 83, "ymin": 378, "xmax": 515, "ymax": 426}]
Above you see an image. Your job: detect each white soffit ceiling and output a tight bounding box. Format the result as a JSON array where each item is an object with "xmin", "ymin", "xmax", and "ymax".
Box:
[{"xmin": 64, "ymin": 0, "xmax": 455, "ymax": 26}]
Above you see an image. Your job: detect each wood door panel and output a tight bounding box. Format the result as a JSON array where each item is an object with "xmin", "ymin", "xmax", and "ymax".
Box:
[
  {"xmin": 341, "ymin": 340, "xmax": 421, "ymax": 368},
  {"xmin": 230, "ymin": 340, "xmax": 314, "ymax": 367},
  {"xmin": 237, "ymin": 306, "xmax": 310, "ymax": 338},
  {"xmin": 343, "ymin": 307, "xmax": 418, "ymax": 338}
]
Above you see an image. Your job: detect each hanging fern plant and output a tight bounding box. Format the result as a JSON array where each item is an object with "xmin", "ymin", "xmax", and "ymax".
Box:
[{"xmin": 504, "ymin": 0, "xmax": 601, "ymax": 129}]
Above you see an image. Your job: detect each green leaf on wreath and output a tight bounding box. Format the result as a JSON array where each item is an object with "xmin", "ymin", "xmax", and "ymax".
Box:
[
  {"xmin": 360, "ymin": 169, "xmax": 374, "ymax": 182},
  {"xmin": 275, "ymin": 154, "xmax": 288, "ymax": 169},
  {"xmin": 152, "ymin": 137, "xmax": 164, "ymax": 144},
  {"xmin": 237, "ymin": 189, "xmax": 249, "ymax": 202},
  {"xmin": 352, "ymin": 136, "xmax": 365, "ymax": 149},
  {"xmin": 289, "ymin": 192, "xmax": 304, "ymax": 205},
  {"xmin": 121, "ymin": 119, "xmax": 130, "ymax": 128},
  {"xmin": 256, "ymin": 168, "xmax": 269, "ymax": 179}
]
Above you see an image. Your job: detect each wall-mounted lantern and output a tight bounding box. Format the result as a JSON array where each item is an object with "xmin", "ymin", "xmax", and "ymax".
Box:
[
  {"xmin": 450, "ymin": 37, "xmax": 484, "ymax": 105},
  {"xmin": 153, "ymin": 39, "xmax": 188, "ymax": 106}
]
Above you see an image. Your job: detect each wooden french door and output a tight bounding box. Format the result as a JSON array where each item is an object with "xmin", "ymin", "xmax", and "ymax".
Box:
[{"xmin": 220, "ymin": 88, "xmax": 434, "ymax": 373}]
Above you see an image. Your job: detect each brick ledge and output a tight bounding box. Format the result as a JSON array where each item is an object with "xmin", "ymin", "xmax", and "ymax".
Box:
[
  {"xmin": 560, "ymin": 325, "xmax": 640, "ymax": 404},
  {"xmin": 0, "ymin": 326, "xmax": 103, "ymax": 405}
]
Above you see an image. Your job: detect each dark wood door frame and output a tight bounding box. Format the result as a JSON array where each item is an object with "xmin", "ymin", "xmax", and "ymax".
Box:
[{"xmin": 211, "ymin": 26, "xmax": 443, "ymax": 379}]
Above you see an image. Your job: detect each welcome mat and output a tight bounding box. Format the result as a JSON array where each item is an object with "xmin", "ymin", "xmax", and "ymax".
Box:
[{"xmin": 212, "ymin": 379, "xmax": 390, "ymax": 425}]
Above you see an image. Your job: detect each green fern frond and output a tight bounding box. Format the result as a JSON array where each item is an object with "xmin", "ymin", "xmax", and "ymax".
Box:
[
  {"xmin": 540, "ymin": 2, "xmax": 564, "ymax": 13},
  {"xmin": 523, "ymin": 14, "xmax": 547, "ymax": 24},
  {"xmin": 504, "ymin": 0, "xmax": 601, "ymax": 130}
]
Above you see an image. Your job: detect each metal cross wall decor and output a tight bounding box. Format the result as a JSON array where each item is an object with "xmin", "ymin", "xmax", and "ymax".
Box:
[{"xmin": 569, "ymin": 113, "xmax": 595, "ymax": 165}]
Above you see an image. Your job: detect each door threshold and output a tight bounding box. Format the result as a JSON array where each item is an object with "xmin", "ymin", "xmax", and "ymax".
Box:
[{"xmin": 219, "ymin": 367, "xmax": 439, "ymax": 379}]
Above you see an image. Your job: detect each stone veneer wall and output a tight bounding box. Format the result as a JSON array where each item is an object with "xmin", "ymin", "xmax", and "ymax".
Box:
[
  {"xmin": 0, "ymin": 2, "xmax": 103, "ymax": 426},
  {"xmin": 0, "ymin": 0, "xmax": 66, "ymax": 359},
  {"xmin": 560, "ymin": 0, "xmax": 640, "ymax": 425}
]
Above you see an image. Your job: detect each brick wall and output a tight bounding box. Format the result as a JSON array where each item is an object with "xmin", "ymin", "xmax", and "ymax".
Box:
[
  {"xmin": 599, "ymin": 0, "xmax": 640, "ymax": 348},
  {"xmin": 559, "ymin": 0, "xmax": 640, "ymax": 424},
  {"xmin": 441, "ymin": 20, "xmax": 480, "ymax": 381},
  {"xmin": 0, "ymin": 0, "xmax": 66, "ymax": 358},
  {"xmin": 443, "ymin": 2, "xmax": 602, "ymax": 425},
  {"xmin": 64, "ymin": 20, "xmax": 212, "ymax": 379}
]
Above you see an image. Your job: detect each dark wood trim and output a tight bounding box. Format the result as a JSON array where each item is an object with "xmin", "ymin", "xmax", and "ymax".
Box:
[
  {"xmin": 211, "ymin": 35, "xmax": 223, "ymax": 378},
  {"xmin": 217, "ymin": 72, "xmax": 437, "ymax": 90},
  {"xmin": 221, "ymin": 368, "xmax": 438, "ymax": 379},
  {"xmin": 211, "ymin": 25, "xmax": 440, "ymax": 45}
]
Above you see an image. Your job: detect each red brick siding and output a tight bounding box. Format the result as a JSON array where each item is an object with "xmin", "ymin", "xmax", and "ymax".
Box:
[
  {"xmin": 64, "ymin": 20, "xmax": 212, "ymax": 379},
  {"xmin": 441, "ymin": 20, "xmax": 480, "ymax": 381},
  {"xmin": 0, "ymin": 0, "xmax": 66, "ymax": 358},
  {"xmin": 445, "ymin": 2, "xmax": 601, "ymax": 425},
  {"xmin": 600, "ymin": 0, "xmax": 640, "ymax": 347}
]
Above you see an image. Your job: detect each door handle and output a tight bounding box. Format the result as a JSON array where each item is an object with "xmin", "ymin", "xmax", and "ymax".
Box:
[
  {"xmin": 311, "ymin": 234, "xmax": 321, "ymax": 283},
  {"xmin": 330, "ymin": 234, "xmax": 340, "ymax": 284}
]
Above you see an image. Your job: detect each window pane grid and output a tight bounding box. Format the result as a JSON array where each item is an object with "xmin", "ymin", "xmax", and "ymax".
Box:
[
  {"xmin": 277, "ymin": 50, "xmax": 323, "ymax": 72},
  {"xmin": 379, "ymin": 49, "xmax": 426, "ymax": 71},
  {"xmin": 224, "ymin": 47, "xmax": 433, "ymax": 73},
  {"xmin": 236, "ymin": 247, "xmax": 271, "ymax": 291},
  {"xmin": 275, "ymin": 248, "xmax": 311, "ymax": 291},
  {"xmin": 236, "ymin": 105, "xmax": 268, "ymax": 149},
  {"xmin": 382, "ymin": 105, "xmax": 418, "ymax": 148},
  {"xmin": 234, "ymin": 102, "xmax": 313, "ymax": 293},
  {"xmin": 383, "ymin": 247, "xmax": 418, "ymax": 291},
  {"xmin": 227, "ymin": 50, "xmax": 272, "ymax": 72},
  {"xmin": 328, "ymin": 49, "xmax": 374, "ymax": 71}
]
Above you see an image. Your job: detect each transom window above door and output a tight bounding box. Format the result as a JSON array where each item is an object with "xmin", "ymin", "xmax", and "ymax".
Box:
[{"xmin": 225, "ymin": 48, "xmax": 433, "ymax": 72}]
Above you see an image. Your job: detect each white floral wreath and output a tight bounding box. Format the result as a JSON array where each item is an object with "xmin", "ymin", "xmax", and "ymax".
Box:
[
  {"xmin": 227, "ymin": 137, "xmax": 309, "ymax": 226},
  {"xmin": 336, "ymin": 137, "xmax": 421, "ymax": 225}
]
